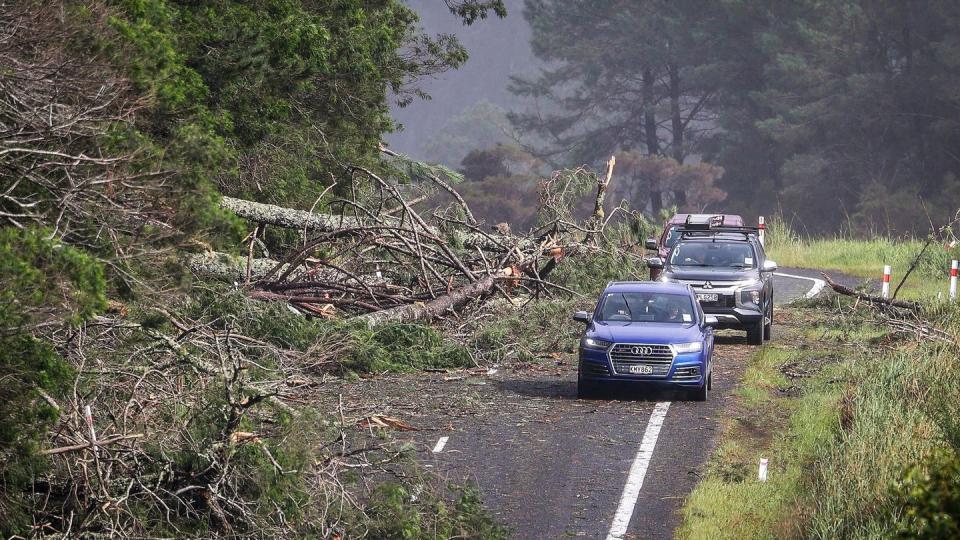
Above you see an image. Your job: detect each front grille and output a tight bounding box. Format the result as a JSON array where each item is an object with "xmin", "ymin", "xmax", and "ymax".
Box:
[
  {"xmin": 673, "ymin": 366, "xmax": 701, "ymax": 381},
  {"xmin": 697, "ymin": 294, "xmax": 735, "ymax": 308},
  {"xmin": 609, "ymin": 343, "xmax": 674, "ymax": 376}
]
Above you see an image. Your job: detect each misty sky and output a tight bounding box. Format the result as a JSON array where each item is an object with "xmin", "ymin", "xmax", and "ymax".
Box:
[{"xmin": 387, "ymin": 0, "xmax": 538, "ymax": 161}]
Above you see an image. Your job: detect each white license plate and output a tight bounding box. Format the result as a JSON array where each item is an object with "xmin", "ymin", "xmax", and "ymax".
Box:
[
  {"xmin": 697, "ymin": 293, "xmax": 719, "ymax": 302},
  {"xmin": 628, "ymin": 365, "xmax": 653, "ymax": 375}
]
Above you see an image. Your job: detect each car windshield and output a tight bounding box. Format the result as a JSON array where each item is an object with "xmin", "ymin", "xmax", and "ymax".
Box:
[
  {"xmin": 669, "ymin": 241, "xmax": 756, "ymax": 268},
  {"xmin": 597, "ymin": 292, "xmax": 696, "ymax": 323}
]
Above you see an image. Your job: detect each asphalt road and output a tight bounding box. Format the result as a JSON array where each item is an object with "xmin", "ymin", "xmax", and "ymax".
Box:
[{"xmin": 324, "ymin": 270, "xmax": 857, "ymax": 539}]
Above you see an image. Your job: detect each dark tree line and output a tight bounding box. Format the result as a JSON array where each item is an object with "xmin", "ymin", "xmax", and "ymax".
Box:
[{"xmin": 513, "ymin": 0, "xmax": 960, "ymax": 234}]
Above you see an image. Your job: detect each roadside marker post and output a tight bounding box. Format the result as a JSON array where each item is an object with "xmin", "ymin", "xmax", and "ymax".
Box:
[
  {"xmin": 881, "ymin": 265, "xmax": 891, "ymax": 299},
  {"xmin": 951, "ymin": 260, "xmax": 958, "ymax": 302},
  {"xmin": 758, "ymin": 458, "xmax": 769, "ymax": 482},
  {"xmin": 758, "ymin": 216, "xmax": 765, "ymax": 246}
]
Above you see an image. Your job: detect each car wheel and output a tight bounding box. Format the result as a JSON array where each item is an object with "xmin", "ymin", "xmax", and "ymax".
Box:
[
  {"xmin": 691, "ymin": 380, "xmax": 708, "ymax": 401},
  {"xmin": 763, "ymin": 302, "xmax": 773, "ymax": 341},
  {"xmin": 577, "ymin": 376, "xmax": 596, "ymax": 399},
  {"xmin": 747, "ymin": 318, "xmax": 764, "ymax": 345}
]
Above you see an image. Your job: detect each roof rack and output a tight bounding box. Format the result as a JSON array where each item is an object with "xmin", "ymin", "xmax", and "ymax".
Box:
[
  {"xmin": 676, "ymin": 225, "xmax": 759, "ymax": 241},
  {"xmin": 684, "ymin": 214, "xmax": 727, "ymax": 229}
]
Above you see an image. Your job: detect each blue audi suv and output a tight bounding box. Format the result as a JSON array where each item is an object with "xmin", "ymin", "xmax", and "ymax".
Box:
[{"xmin": 573, "ymin": 282, "xmax": 717, "ymax": 401}]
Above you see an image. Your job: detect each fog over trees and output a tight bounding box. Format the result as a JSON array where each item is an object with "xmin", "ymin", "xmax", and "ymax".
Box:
[{"xmin": 391, "ymin": 0, "xmax": 960, "ymax": 235}]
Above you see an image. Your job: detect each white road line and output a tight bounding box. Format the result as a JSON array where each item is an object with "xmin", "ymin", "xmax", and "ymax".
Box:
[
  {"xmin": 606, "ymin": 401, "xmax": 671, "ymax": 540},
  {"xmin": 432, "ymin": 436, "xmax": 449, "ymax": 453},
  {"xmin": 774, "ymin": 272, "xmax": 826, "ymax": 298}
]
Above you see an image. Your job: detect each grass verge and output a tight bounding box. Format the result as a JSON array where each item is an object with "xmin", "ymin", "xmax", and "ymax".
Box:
[
  {"xmin": 765, "ymin": 218, "xmax": 959, "ymax": 300},
  {"xmin": 678, "ymin": 296, "xmax": 960, "ymax": 539}
]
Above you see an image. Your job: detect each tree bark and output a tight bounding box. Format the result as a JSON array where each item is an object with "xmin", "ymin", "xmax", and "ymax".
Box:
[
  {"xmin": 220, "ymin": 196, "xmax": 528, "ymax": 252},
  {"xmin": 353, "ymin": 272, "xmax": 499, "ymax": 327},
  {"xmin": 668, "ymin": 61, "xmax": 687, "ymax": 208},
  {"xmin": 187, "ymin": 252, "xmax": 298, "ymax": 282},
  {"xmin": 642, "ymin": 65, "xmax": 663, "ymax": 214},
  {"xmin": 821, "ymin": 272, "xmax": 920, "ymax": 310}
]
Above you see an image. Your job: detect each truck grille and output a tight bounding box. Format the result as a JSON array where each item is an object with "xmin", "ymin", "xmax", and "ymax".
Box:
[
  {"xmin": 609, "ymin": 343, "xmax": 674, "ymax": 376},
  {"xmin": 697, "ymin": 294, "xmax": 735, "ymax": 308}
]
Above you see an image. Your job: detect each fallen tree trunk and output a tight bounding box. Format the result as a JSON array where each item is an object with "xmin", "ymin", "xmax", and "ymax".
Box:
[
  {"xmin": 353, "ymin": 272, "xmax": 499, "ymax": 327},
  {"xmin": 821, "ymin": 272, "xmax": 920, "ymax": 310},
  {"xmin": 187, "ymin": 252, "xmax": 297, "ymax": 282},
  {"xmin": 221, "ymin": 196, "xmax": 529, "ymax": 251}
]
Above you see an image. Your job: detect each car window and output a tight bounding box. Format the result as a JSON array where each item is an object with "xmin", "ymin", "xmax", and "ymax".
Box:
[
  {"xmin": 669, "ymin": 241, "xmax": 756, "ymax": 268},
  {"xmin": 663, "ymin": 226, "xmax": 681, "ymax": 248},
  {"xmin": 598, "ymin": 292, "xmax": 695, "ymax": 323}
]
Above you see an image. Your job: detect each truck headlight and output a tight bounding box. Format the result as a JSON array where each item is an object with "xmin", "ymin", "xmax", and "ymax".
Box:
[
  {"xmin": 740, "ymin": 289, "xmax": 761, "ymax": 305},
  {"xmin": 581, "ymin": 337, "xmax": 612, "ymax": 350},
  {"xmin": 672, "ymin": 341, "xmax": 703, "ymax": 354},
  {"xmin": 736, "ymin": 280, "xmax": 763, "ymax": 307}
]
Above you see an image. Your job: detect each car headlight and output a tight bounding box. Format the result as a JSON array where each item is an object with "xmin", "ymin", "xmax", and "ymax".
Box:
[
  {"xmin": 581, "ymin": 337, "xmax": 612, "ymax": 350},
  {"xmin": 672, "ymin": 341, "xmax": 703, "ymax": 354},
  {"xmin": 740, "ymin": 289, "xmax": 761, "ymax": 305}
]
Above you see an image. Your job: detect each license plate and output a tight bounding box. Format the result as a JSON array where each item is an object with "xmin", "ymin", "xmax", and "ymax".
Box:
[
  {"xmin": 628, "ymin": 365, "xmax": 653, "ymax": 375},
  {"xmin": 697, "ymin": 293, "xmax": 719, "ymax": 302}
]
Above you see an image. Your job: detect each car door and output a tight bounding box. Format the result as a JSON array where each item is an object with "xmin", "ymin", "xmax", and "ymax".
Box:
[{"xmin": 697, "ymin": 299, "xmax": 714, "ymax": 363}]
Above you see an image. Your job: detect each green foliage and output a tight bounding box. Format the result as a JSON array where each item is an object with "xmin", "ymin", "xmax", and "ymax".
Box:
[
  {"xmin": 344, "ymin": 323, "xmax": 473, "ymax": 373},
  {"xmin": 766, "ymin": 216, "xmax": 960, "ymax": 300},
  {"xmin": 0, "ymin": 227, "xmax": 106, "ymax": 536},
  {"xmin": 363, "ymin": 483, "xmax": 509, "ymax": 539},
  {"xmin": 896, "ymin": 449, "xmax": 960, "ymax": 539}
]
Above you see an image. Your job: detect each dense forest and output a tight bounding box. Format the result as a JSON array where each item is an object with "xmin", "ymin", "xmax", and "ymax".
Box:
[{"xmin": 403, "ymin": 0, "xmax": 960, "ymax": 235}]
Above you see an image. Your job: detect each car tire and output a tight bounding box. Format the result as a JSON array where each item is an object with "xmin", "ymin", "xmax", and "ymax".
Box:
[
  {"xmin": 763, "ymin": 302, "xmax": 773, "ymax": 341},
  {"xmin": 577, "ymin": 377, "xmax": 597, "ymax": 399},
  {"xmin": 747, "ymin": 318, "xmax": 764, "ymax": 345},
  {"xmin": 691, "ymin": 379, "xmax": 708, "ymax": 401}
]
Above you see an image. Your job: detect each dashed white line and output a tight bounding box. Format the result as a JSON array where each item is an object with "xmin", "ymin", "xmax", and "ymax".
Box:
[
  {"xmin": 605, "ymin": 401, "xmax": 671, "ymax": 540},
  {"xmin": 432, "ymin": 436, "xmax": 449, "ymax": 453},
  {"xmin": 774, "ymin": 272, "xmax": 826, "ymax": 298}
]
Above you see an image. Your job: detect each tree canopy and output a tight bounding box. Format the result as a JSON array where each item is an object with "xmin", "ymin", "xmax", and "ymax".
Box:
[{"xmin": 515, "ymin": 0, "xmax": 960, "ymax": 233}]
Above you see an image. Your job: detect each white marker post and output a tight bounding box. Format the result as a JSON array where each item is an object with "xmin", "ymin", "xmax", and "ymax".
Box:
[
  {"xmin": 758, "ymin": 216, "xmax": 765, "ymax": 246},
  {"xmin": 950, "ymin": 260, "xmax": 958, "ymax": 302},
  {"xmin": 881, "ymin": 265, "xmax": 891, "ymax": 299},
  {"xmin": 758, "ymin": 458, "xmax": 769, "ymax": 482}
]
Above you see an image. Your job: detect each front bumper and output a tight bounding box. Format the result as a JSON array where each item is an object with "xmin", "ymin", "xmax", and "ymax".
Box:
[
  {"xmin": 700, "ymin": 306, "xmax": 762, "ymax": 329},
  {"xmin": 578, "ymin": 348, "xmax": 707, "ymax": 387}
]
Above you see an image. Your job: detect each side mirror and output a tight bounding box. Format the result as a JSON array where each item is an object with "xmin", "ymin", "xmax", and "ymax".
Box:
[
  {"xmin": 645, "ymin": 238, "xmax": 658, "ymax": 250},
  {"xmin": 646, "ymin": 257, "xmax": 664, "ymax": 270},
  {"xmin": 703, "ymin": 315, "xmax": 719, "ymax": 327},
  {"xmin": 761, "ymin": 260, "xmax": 778, "ymax": 272},
  {"xmin": 573, "ymin": 311, "xmax": 591, "ymax": 324}
]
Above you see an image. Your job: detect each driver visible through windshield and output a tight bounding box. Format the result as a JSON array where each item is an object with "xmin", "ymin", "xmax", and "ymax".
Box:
[
  {"xmin": 598, "ymin": 292, "xmax": 696, "ymax": 323},
  {"xmin": 670, "ymin": 241, "xmax": 756, "ymax": 268}
]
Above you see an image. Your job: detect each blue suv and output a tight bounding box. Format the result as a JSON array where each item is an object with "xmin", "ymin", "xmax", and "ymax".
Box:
[{"xmin": 573, "ymin": 282, "xmax": 717, "ymax": 401}]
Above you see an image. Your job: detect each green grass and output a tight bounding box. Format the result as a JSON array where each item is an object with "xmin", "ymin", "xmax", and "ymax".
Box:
[
  {"xmin": 765, "ymin": 218, "xmax": 959, "ymax": 301},
  {"xmin": 677, "ymin": 322, "xmax": 842, "ymax": 540},
  {"xmin": 679, "ymin": 297, "xmax": 960, "ymax": 539}
]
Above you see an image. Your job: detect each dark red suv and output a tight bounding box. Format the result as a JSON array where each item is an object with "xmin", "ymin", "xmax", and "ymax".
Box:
[{"xmin": 646, "ymin": 214, "xmax": 744, "ymax": 279}]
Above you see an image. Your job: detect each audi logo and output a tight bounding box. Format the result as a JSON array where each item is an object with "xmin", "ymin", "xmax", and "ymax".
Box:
[{"xmin": 631, "ymin": 346, "xmax": 654, "ymax": 356}]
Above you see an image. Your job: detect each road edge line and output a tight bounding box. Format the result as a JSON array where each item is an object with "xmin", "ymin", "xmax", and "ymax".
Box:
[
  {"xmin": 605, "ymin": 401, "xmax": 671, "ymax": 540},
  {"xmin": 774, "ymin": 272, "xmax": 826, "ymax": 298}
]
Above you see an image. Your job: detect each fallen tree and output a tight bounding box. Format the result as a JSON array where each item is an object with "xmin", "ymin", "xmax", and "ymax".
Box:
[{"xmin": 202, "ymin": 161, "xmax": 636, "ymax": 326}]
